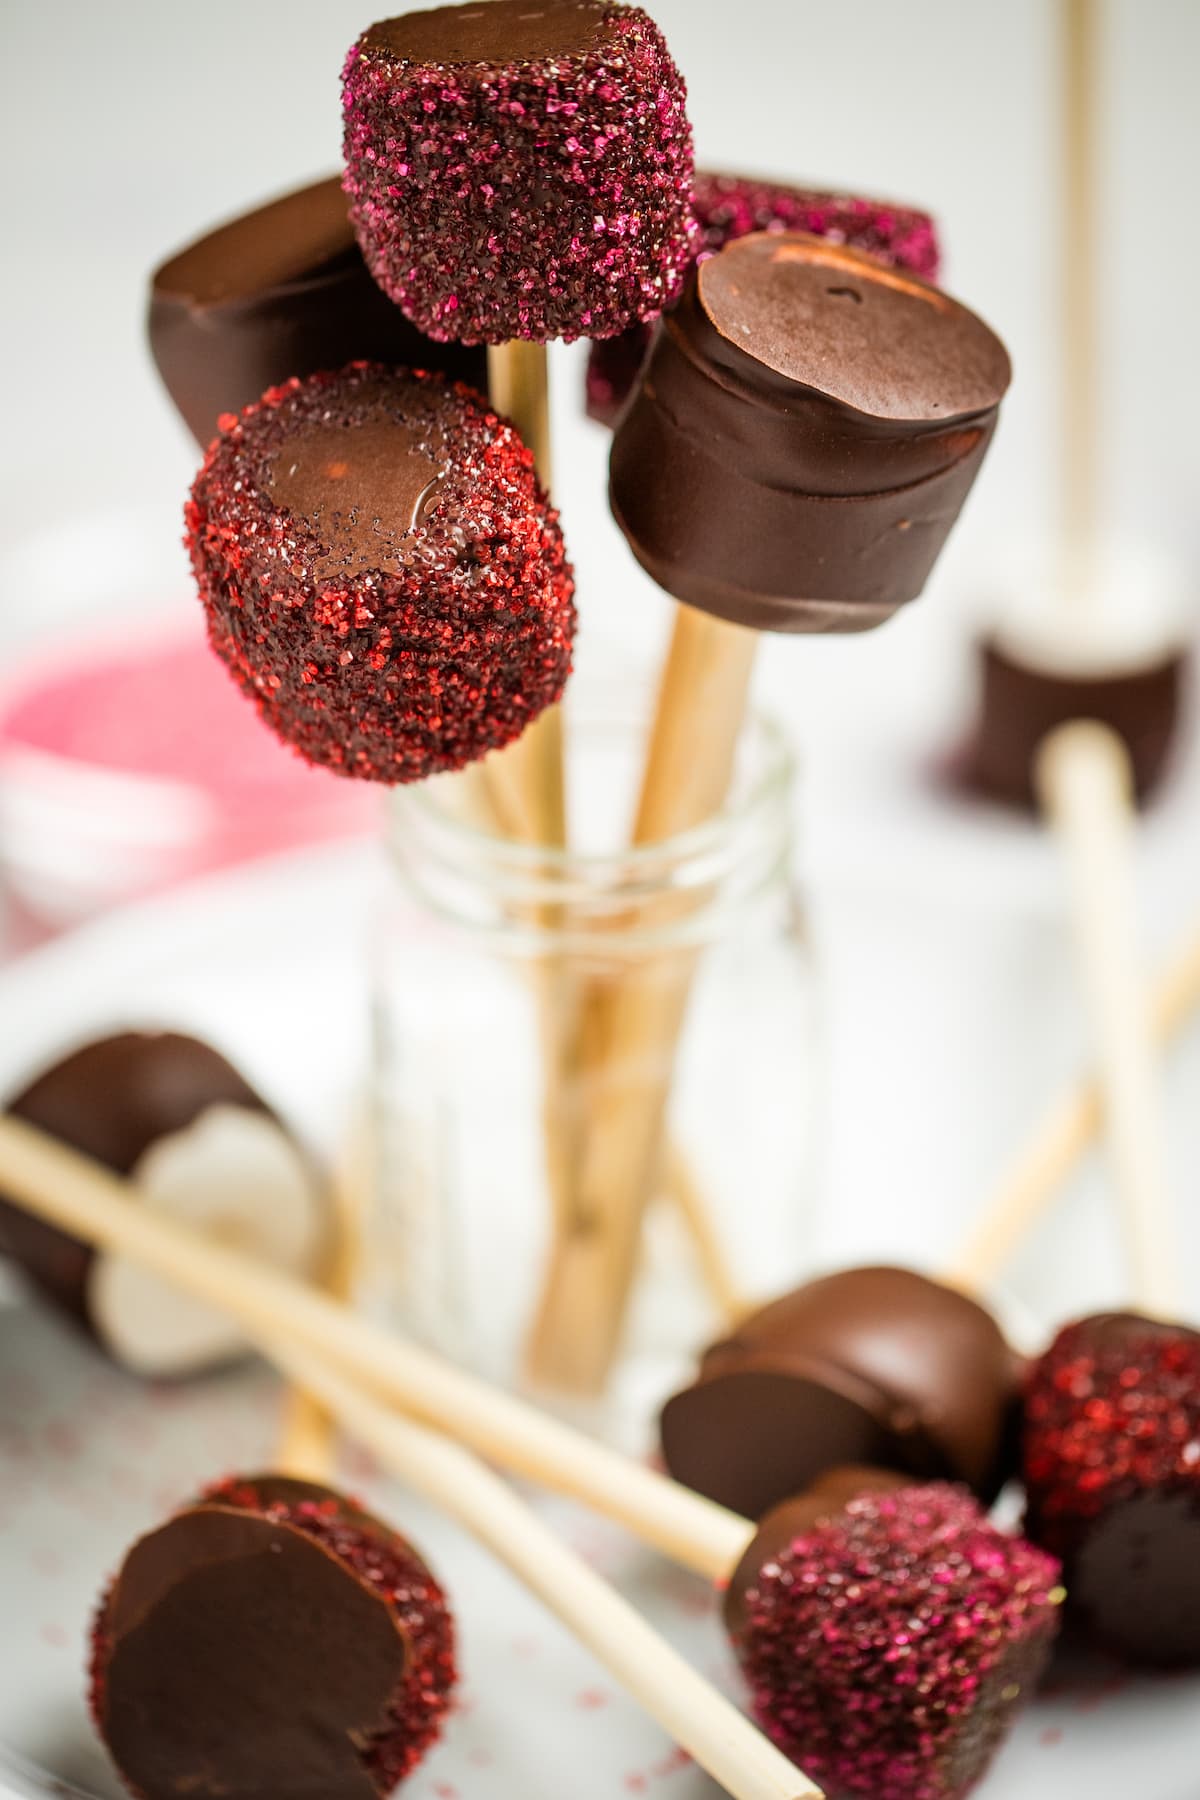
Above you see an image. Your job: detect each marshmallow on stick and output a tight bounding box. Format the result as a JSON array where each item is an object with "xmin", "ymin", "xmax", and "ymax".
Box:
[
  {"xmin": 586, "ymin": 171, "xmax": 941, "ymax": 426},
  {"xmin": 0, "ymin": 1032, "xmax": 327, "ymax": 1380},
  {"xmin": 90, "ymin": 1474, "xmax": 456, "ymax": 1800},
  {"xmin": 149, "ymin": 175, "xmax": 487, "ymax": 447},
  {"xmin": 659, "ymin": 1267, "xmax": 1022, "ymax": 1524},
  {"xmin": 529, "ymin": 232, "xmax": 1011, "ymax": 1390},
  {"xmin": 187, "ymin": 362, "xmax": 575, "ymax": 784},
  {"xmin": 1022, "ymin": 1309, "xmax": 1200, "ymax": 1668},
  {"xmin": 0, "ymin": 1123, "xmax": 1059, "ymax": 1800}
]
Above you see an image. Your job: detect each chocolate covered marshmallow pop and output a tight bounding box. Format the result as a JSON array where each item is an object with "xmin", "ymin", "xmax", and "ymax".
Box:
[
  {"xmin": 341, "ymin": 0, "xmax": 695, "ymax": 347},
  {"xmin": 531, "ymin": 233, "xmax": 1011, "ymax": 1389},
  {"xmin": 1022, "ymin": 1310, "xmax": 1200, "ymax": 1668},
  {"xmin": 0, "ymin": 1032, "xmax": 327, "ymax": 1378},
  {"xmin": 90, "ymin": 1475, "xmax": 456, "ymax": 1800},
  {"xmin": 586, "ymin": 171, "xmax": 941, "ymax": 426},
  {"xmin": 0, "ymin": 1128, "xmax": 1060, "ymax": 1800},
  {"xmin": 186, "ymin": 362, "xmax": 575, "ymax": 783},
  {"xmin": 150, "ymin": 175, "xmax": 488, "ymax": 447},
  {"xmin": 659, "ymin": 1266, "xmax": 1022, "ymax": 1523}
]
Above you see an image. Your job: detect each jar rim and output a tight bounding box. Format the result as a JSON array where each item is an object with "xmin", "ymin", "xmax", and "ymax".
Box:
[{"xmin": 396, "ymin": 692, "xmax": 796, "ymax": 879}]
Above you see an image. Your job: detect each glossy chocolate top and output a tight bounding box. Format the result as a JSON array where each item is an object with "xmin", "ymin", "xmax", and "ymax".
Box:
[
  {"xmin": 362, "ymin": 0, "xmax": 612, "ymax": 65},
  {"xmin": 266, "ymin": 409, "xmax": 449, "ymax": 580},
  {"xmin": 660, "ymin": 1266, "xmax": 1022, "ymax": 1518},
  {"xmin": 154, "ymin": 177, "xmax": 359, "ymax": 308},
  {"xmin": 149, "ymin": 176, "xmax": 487, "ymax": 445},
  {"xmin": 609, "ymin": 233, "xmax": 1010, "ymax": 631},
  {"xmin": 98, "ymin": 1484, "xmax": 409, "ymax": 1800},
  {"xmin": 696, "ymin": 236, "xmax": 1008, "ymax": 421}
]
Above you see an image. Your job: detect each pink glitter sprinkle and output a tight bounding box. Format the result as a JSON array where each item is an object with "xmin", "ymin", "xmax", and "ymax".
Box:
[
  {"xmin": 341, "ymin": 2, "xmax": 696, "ymax": 344},
  {"xmin": 731, "ymin": 1483, "xmax": 1062, "ymax": 1800},
  {"xmin": 586, "ymin": 169, "xmax": 941, "ymax": 424}
]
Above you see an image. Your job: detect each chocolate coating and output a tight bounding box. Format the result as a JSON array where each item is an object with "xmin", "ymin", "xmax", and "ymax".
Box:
[
  {"xmin": 90, "ymin": 1477, "xmax": 454, "ymax": 1799},
  {"xmin": 150, "ymin": 175, "xmax": 486, "ymax": 447},
  {"xmin": 610, "ymin": 232, "xmax": 1010, "ymax": 633},
  {"xmin": 365, "ymin": 0, "xmax": 609, "ymax": 61},
  {"xmin": 0, "ymin": 1033, "xmax": 270, "ymax": 1334},
  {"xmin": 586, "ymin": 171, "xmax": 941, "ymax": 426},
  {"xmin": 965, "ymin": 636, "xmax": 1187, "ymax": 811},
  {"xmin": 660, "ymin": 1267, "xmax": 1022, "ymax": 1519}
]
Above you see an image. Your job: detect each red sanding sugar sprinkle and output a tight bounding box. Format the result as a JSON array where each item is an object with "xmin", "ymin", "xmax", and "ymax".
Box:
[
  {"xmin": 341, "ymin": 2, "xmax": 696, "ymax": 344},
  {"xmin": 732, "ymin": 1484, "xmax": 1062, "ymax": 1800},
  {"xmin": 207, "ymin": 1478, "xmax": 456, "ymax": 1790},
  {"xmin": 185, "ymin": 363, "xmax": 575, "ymax": 784},
  {"xmin": 1023, "ymin": 1313, "xmax": 1200, "ymax": 1558}
]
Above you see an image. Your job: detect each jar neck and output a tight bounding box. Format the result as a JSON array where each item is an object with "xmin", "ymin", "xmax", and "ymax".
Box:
[{"xmin": 386, "ymin": 692, "xmax": 796, "ymax": 955}]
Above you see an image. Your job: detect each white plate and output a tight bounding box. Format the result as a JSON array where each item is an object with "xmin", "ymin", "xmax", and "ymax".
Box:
[{"xmin": 0, "ymin": 845, "xmax": 1197, "ymax": 1799}]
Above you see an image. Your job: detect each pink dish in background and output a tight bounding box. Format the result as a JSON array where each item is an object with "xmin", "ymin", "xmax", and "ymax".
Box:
[{"xmin": 0, "ymin": 620, "xmax": 378, "ymax": 929}]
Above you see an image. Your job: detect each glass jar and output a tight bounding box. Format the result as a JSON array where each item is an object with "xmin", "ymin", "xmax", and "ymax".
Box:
[{"xmin": 366, "ymin": 682, "xmax": 816, "ymax": 1444}]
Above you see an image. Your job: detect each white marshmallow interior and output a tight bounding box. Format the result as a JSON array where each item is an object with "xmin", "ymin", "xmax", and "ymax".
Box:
[
  {"xmin": 88, "ymin": 1103, "xmax": 327, "ymax": 1377},
  {"xmin": 986, "ymin": 540, "xmax": 1191, "ymax": 677}
]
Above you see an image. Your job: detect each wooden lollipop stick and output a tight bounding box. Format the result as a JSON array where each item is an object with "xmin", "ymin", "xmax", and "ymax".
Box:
[
  {"xmin": 486, "ymin": 340, "xmax": 567, "ymax": 848},
  {"xmin": 0, "ymin": 1109, "xmax": 748, "ymax": 1581},
  {"xmin": 1061, "ymin": 0, "xmax": 1099, "ymax": 573},
  {"xmin": 948, "ymin": 910, "xmax": 1200, "ymax": 1291},
  {"xmin": 266, "ymin": 1340, "xmax": 818, "ymax": 1800},
  {"xmin": 455, "ymin": 692, "xmax": 741, "ymax": 1334},
  {"xmin": 667, "ymin": 1141, "xmax": 752, "ymax": 1326},
  {"xmin": 274, "ymin": 1118, "xmax": 368, "ymax": 1482},
  {"xmin": 528, "ymin": 607, "xmax": 759, "ymax": 1388},
  {"xmin": 1034, "ymin": 720, "xmax": 1178, "ymax": 1315}
]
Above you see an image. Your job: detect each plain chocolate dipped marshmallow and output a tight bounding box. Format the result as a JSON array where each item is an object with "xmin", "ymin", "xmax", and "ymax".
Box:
[
  {"xmin": 150, "ymin": 175, "xmax": 487, "ymax": 445},
  {"xmin": 610, "ymin": 232, "xmax": 1011, "ymax": 633},
  {"xmin": 0, "ymin": 1032, "xmax": 327, "ymax": 1376},
  {"xmin": 660, "ymin": 1266, "xmax": 1023, "ymax": 1520}
]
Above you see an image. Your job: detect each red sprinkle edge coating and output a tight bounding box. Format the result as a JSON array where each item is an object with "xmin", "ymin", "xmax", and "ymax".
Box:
[
  {"xmin": 341, "ymin": 3, "xmax": 697, "ymax": 345},
  {"xmin": 731, "ymin": 1484, "xmax": 1062, "ymax": 1800},
  {"xmin": 89, "ymin": 1477, "xmax": 456, "ymax": 1796},
  {"xmin": 586, "ymin": 172, "xmax": 941, "ymax": 424},
  {"xmin": 185, "ymin": 363, "xmax": 575, "ymax": 784},
  {"xmin": 1024, "ymin": 1315, "xmax": 1200, "ymax": 1558},
  {"xmin": 1022, "ymin": 1313, "xmax": 1200, "ymax": 1664}
]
